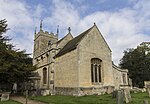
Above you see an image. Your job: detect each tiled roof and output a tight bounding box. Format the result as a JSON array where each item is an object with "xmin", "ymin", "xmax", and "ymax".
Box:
[
  {"xmin": 56, "ymin": 33, "xmax": 73, "ymax": 44},
  {"xmin": 56, "ymin": 35, "xmax": 66, "ymax": 44},
  {"xmin": 55, "ymin": 26, "xmax": 93, "ymax": 58}
]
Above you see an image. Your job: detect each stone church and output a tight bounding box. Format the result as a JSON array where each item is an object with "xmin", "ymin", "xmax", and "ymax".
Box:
[{"xmin": 33, "ymin": 21, "xmax": 129, "ymax": 95}]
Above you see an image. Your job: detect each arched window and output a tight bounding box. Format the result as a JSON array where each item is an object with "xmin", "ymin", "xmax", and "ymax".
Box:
[
  {"xmin": 43, "ymin": 68, "xmax": 47, "ymax": 84},
  {"xmin": 91, "ymin": 58, "xmax": 102, "ymax": 83}
]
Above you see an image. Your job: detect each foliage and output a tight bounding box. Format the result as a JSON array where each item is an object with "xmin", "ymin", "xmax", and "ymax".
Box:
[
  {"xmin": 0, "ymin": 19, "xmax": 36, "ymax": 90},
  {"xmin": 119, "ymin": 43, "xmax": 150, "ymax": 87},
  {"xmin": 0, "ymin": 19, "xmax": 9, "ymax": 35}
]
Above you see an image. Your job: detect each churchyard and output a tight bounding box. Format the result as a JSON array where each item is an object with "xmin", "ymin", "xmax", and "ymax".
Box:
[
  {"xmin": 0, "ymin": 91, "xmax": 149, "ymax": 104},
  {"xmin": 29, "ymin": 92, "xmax": 149, "ymax": 104}
]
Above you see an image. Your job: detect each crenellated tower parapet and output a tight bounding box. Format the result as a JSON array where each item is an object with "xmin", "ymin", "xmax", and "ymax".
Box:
[{"xmin": 33, "ymin": 20, "xmax": 58, "ymax": 65}]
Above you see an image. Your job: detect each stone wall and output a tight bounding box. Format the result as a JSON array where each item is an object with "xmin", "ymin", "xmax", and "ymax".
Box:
[
  {"xmin": 55, "ymin": 86, "xmax": 114, "ymax": 96},
  {"xmin": 113, "ymin": 65, "xmax": 128, "ymax": 89},
  {"xmin": 77, "ymin": 25, "xmax": 114, "ymax": 87},
  {"xmin": 55, "ymin": 87, "xmax": 79, "ymax": 95},
  {"xmin": 79, "ymin": 86, "xmax": 114, "ymax": 95},
  {"xmin": 55, "ymin": 49, "xmax": 79, "ymax": 87}
]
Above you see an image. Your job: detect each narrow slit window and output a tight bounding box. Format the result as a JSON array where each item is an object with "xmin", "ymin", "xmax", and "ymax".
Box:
[{"xmin": 43, "ymin": 68, "xmax": 47, "ymax": 84}]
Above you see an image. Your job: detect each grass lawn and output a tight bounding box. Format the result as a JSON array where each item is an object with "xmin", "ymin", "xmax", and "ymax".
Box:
[
  {"xmin": 128, "ymin": 92, "xmax": 150, "ymax": 104},
  {"xmin": 0, "ymin": 100, "xmax": 21, "ymax": 104},
  {"xmin": 31, "ymin": 94, "xmax": 116, "ymax": 104},
  {"xmin": 31, "ymin": 92, "xmax": 150, "ymax": 104}
]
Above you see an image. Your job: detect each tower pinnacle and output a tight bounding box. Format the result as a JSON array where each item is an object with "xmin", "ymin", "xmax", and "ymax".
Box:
[
  {"xmin": 40, "ymin": 20, "xmax": 43, "ymax": 31},
  {"xmin": 34, "ymin": 27, "xmax": 37, "ymax": 34},
  {"xmin": 34, "ymin": 27, "xmax": 37, "ymax": 38},
  {"xmin": 56, "ymin": 25, "xmax": 59, "ymax": 39}
]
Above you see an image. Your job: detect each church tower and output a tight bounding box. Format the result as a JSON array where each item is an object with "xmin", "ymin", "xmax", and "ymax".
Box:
[{"xmin": 33, "ymin": 20, "xmax": 58, "ymax": 65}]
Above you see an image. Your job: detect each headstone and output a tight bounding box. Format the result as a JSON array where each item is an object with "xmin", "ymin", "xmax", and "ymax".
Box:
[
  {"xmin": 143, "ymin": 100, "xmax": 149, "ymax": 104},
  {"xmin": 107, "ymin": 86, "xmax": 113, "ymax": 94},
  {"xmin": 12, "ymin": 83, "xmax": 17, "ymax": 93},
  {"xmin": 117, "ymin": 90, "xmax": 124, "ymax": 104},
  {"xmin": 144, "ymin": 81, "xmax": 150, "ymax": 97},
  {"xmin": 0, "ymin": 92, "xmax": 10, "ymax": 101},
  {"xmin": 123, "ymin": 89, "xmax": 132, "ymax": 103},
  {"xmin": 112, "ymin": 90, "xmax": 117, "ymax": 98},
  {"xmin": 36, "ymin": 89, "xmax": 42, "ymax": 96},
  {"xmin": 147, "ymin": 88, "xmax": 150, "ymax": 97},
  {"xmin": 142, "ymin": 88, "xmax": 147, "ymax": 92}
]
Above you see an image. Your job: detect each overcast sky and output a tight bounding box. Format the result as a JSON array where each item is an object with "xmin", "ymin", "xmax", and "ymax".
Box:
[{"xmin": 0, "ymin": 0, "xmax": 150, "ymax": 65}]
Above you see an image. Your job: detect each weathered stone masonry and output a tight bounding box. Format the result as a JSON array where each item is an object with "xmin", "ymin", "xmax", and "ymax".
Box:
[{"xmin": 33, "ymin": 22, "xmax": 129, "ymax": 95}]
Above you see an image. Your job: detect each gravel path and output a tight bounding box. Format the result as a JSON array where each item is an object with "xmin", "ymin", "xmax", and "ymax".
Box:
[{"xmin": 10, "ymin": 96, "xmax": 47, "ymax": 104}]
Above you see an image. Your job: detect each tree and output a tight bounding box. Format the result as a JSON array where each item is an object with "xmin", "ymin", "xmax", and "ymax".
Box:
[
  {"xmin": 0, "ymin": 19, "xmax": 36, "ymax": 91},
  {"xmin": 0, "ymin": 19, "xmax": 8, "ymax": 35},
  {"xmin": 119, "ymin": 42, "xmax": 150, "ymax": 88}
]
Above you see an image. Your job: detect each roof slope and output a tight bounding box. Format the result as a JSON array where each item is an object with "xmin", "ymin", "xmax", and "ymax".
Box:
[
  {"xmin": 56, "ymin": 33, "xmax": 73, "ymax": 44},
  {"xmin": 55, "ymin": 26, "xmax": 93, "ymax": 58}
]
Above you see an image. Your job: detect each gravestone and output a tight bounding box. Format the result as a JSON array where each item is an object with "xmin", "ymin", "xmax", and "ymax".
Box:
[
  {"xmin": 107, "ymin": 86, "xmax": 114, "ymax": 94},
  {"xmin": 0, "ymin": 92, "xmax": 10, "ymax": 101},
  {"xmin": 147, "ymin": 87, "xmax": 150, "ymax": 97},
  {"xmin": 142, "ymin": 88, "xmax": 147, "ymax": 93},
  {"xmin": 117, "ymin": 90, "xmax": 124, "ymax": 104},
  {"xmin": 143, "ymin": 100, "xmax": 149, "ymax": 104},
  {"xmin": 123, "ymin": 89, "xmax": 132, "ymax": 103},
  {"xmin": 112, "ymin": 90, "xmax": 117, "ymax": 98},
  {"xmin": 144, "ymin": 81, "xmax": 150, "ymax": 97}
]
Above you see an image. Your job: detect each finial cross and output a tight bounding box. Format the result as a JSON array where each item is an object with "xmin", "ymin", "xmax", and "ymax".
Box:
[{"xmin": 68, "ymin": 27, "xmax": 71, "ymax": 33}]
